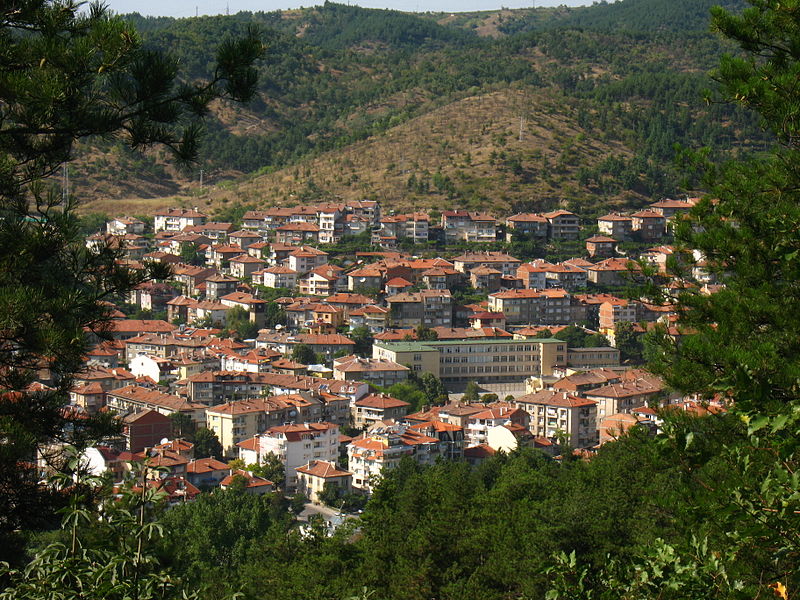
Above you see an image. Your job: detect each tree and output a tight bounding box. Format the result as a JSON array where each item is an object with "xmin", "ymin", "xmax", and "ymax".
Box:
[
  {"xmin": 0, "ymin": 1, "xmax": 263, "ymax": 557},
  {"xmin": 415, "ymin": 324, "xmax": 438, "ymax": 341},
  {"xmin": 224, "ymin": 305, "xmax": 259, "ymax": 340},
  {"xmin": 419, "ymin": 372, "xmax": 447, "ymax": 405},
  {"xmin": 170, "ymin": 412, "xmax": 196, "ymax": 440},
  {"xmin": 192, "ymin": 428, "xmax": 223, "ymax": 460},
  {"xmin": 350, "ymin": 325, "xmax": 374, "ymax": 357},
  {"xmin": 291, "ymin": 343, "xmax": 317, "ymax": 365},
  {"xmin": 614, "ymin": 321, "xmax": 643, "ymax": 363},
  {"xmin": 462, "ymin": 380, "xmax": 481, "ymax": 403},
  {"xmin": 249, "ymin": 452, "xmax": 285, "ymax": 488},
  {"xmin": 179, "ymin": 242, "xmax": 201, "ymax": 266},
  {"xmin": 548, "ymin": 2, "xmax": 800, "ymax": 596}
]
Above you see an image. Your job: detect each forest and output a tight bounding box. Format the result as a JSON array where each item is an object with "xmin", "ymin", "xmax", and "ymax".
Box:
[{"xmin": 72, "ymin": 0, "xmax": 766, "ymax": 215}]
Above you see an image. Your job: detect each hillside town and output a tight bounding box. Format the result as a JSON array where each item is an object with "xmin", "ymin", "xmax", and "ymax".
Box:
[{"xmin": 53, "ymin": 197, "xmax": 722, "ymax": 507}]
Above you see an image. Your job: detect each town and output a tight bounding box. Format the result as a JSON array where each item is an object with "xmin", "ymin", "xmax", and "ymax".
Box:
[{"xmin": 47, "ymin": 196, "xmax": 724, "ymax": 512}]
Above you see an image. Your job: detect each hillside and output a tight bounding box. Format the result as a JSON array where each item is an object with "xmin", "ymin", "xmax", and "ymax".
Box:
[{"xmin": 75, "ymin": 0, "xmax": 766, "ymax": 216}]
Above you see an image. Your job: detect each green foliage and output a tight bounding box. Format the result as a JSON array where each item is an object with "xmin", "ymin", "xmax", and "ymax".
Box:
[
  {"xmin": 614, "ymin": 321, "xmax": 643, "ymax": 363},
  {"xmin": 224, "ymin": 305, "xmax": 260, "ymax": 339},
  {"xmin": 170, "ymin": 412, "xmax": 196, "ymax": 440},
  {"xmin": 249, "ymin": 452, "xmax": 285, "ymax": 487},
  {"xmin": 350, "ymin": 325, "xmax": 374, "ymax": 357},
  {"xmin": 414, "ymin": 324, "xmax": 438, "ymax": 341},
  {"xmin": 192, "ymin": 428, "xmax": 224, "ymax": 459},
  {"xmin": 553, "ymin": 324, "xmax": 610, "ymax": 348},
  {"xmin": 291, "ymin": 343, "xmax": 317, "ymax": 365},
  {"xmin": 0, "ymin": 0, "xmax": 262, "ymax": 558},
  {"xmin": 462, "ymin": 380, "xmax": 481, "ymax": 403},
  {"xmin": 1, "ymin": 464, "xmax": 197, "ymax": 600}
]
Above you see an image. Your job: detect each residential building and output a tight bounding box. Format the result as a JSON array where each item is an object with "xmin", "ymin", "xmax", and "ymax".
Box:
[
  {"xmin": 386, "ymin": 289, "xmax": 453, "ymax": 327},
  {"xmin": 351, "ymin": 393, "xmax": 411, "ymax": 429},
  {"xmin": 106, "ymin": 385, "xmax": 206, "ymax": 424},
  {"xmin": 452, "ymin": 252, "xmax": 521, "ymax": 277},
  {"xmin": 597, "ymin": 213, "xmax": 633, "ymax": 241},
  {"xmin": 295, "ymin": 461, "xmax": 353, "ymax": 503},
  {"xmin": 631, "ymin": 210, "xmax": 667, "ymax": 241},
  {"xmin": 333, "ymin": 356, "xmax": 410, "ymax": 388},
  {"xmin": 514, "ymin": 390, "xmax": 598, "ymax": 448},
  {"xmin": 487, "ymin": 288, "xmax": 572, "ymax": 325},
  {"xmin": 505, "ymin": 213, "xmax": 548, "ymax": 241},
  {"xmin": 154, "ymin": 208, "xmax": 207, "ymax": 233},
  {"xmin": 240, "ymin": 422, "xmax": 339, "ymax": 489},
  {"xmin": 544, "ymin": 210, "xmax": 580, "ymax": 240}
]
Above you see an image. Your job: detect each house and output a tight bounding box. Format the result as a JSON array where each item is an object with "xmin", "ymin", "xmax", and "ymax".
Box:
[
  {"xmin": 204, "ymin": 273, "xmax": 239, "ymax": 300},
  {"xmin": 219, "ymin": 292, "xmax": 267, "ymax": 328},
  {"xmin": 208, "ymin": 244, "xmax": 245, "ymax": 270},
  {"xmin": 275, "ymin": 222, "xmax": 320, "ymax": 244},
  {"xmin": 121, "ymin": 409, "xmax": 172, "ymax": 452},
  {"xmin": 516, "ymin": 261, "xmax": 550, "ymax": 290},
  {"xmin": 597, "ymin": 214, "xmax": 633, "ymax": 241},
  {"xmin": 296, "ymin": 460, "xmax": 353, "ymax": 504},
  {"xmin": 505, "ymin": 213, "xmax": 548, "ymax": 241},
  {"xmin": 185, "ymin": 221, "xmax": 234, "ymax": 242},
  {"xmin": 585, "ymin": 235, "xmax": 618, "ymax": 258},
  {"xmin": 585, "ymin": 378, "xmax": 664, "ymax": 419},
  {"xmin": 543, "ymin": 262, "xmax": 588, "ymax": 291},
  {"xmin": 333, "ymin": 356, "xmax": 409, "ymax": 388},
  {"xmin": 100, "ymin": 319, "xmax": 177, "ymax": 342},
  {"xmin": 420, "ymin": 266, "xmax": 461, "ymax": 290},
  {"xmin": 649, "ymin": 197, "xmax": 697, "ymax": 219},
  {"xmin": 347, "ymin": 265, "xmax": 384, "ymax": 292},
  {"xmin": 106, "ymin": 385, "xmax": 206, "ymax": 424},
  {"xmin": 441, "ymin": 210, "xmax": 496, "ymax": 243},
  {"xmin": 70, "ymin": 382, "xmax": 106, "ymax": 413},
  {"xmin": 543, "ymin": 210, "xmax": 580, "ymax": 240},
  {"xmin": 229, "ymin": 230, "xmax": 262, "ymax": 250},
  {"xmin": 453, "ymin": 252, "xmax": 521, "ymax": 277},
  {"xmin": 253, "ymin": 265, "xmax": 297, "ymax": 289},
  {"xmin": 242, "ymin": 422, "xmax": 340, "ymax": 489},
  {"xmin": 348, "ymin": 305, "xmax": 390, "ymax": 333},
  {"xmin": 219, "ymin": 470, "xmax": 274, "ymax": 494},
  {"xmin": 229, "ymin": 254, "xmax": 266, "ymax": 280},
  {"xmin": 631, "ymin": 210, "xmax": 667, "ymax": 241},
  {"xmin": 585, "ymin": 258, "xmax": 639, "ymax": 287},
  {"xmin": 298, "ymin": 265, "xmax": 345, "ymax": 297},
  {"xmin": 287, "ymin": 246, "xmax": 328, "ymax": 273},
  {"xmin": 186, "ymin": 458, "xmax": 231, "ymax": 488},
  {"xmin": 351, "ymin": 393, "xmax": 411, "ymax": 430},
  {"xmin": 107, "ymin": 216, "xmax": 145, "ymax": 236},
  {"xmin": 386, "ymin": 289, "xmax": 453, "ymax": 328},
  {"xmin": 154, "ymin": 208, "xmax": 207, "ymax": 233},
  {"xmin": 470, "ymin": 265, "xmax": 502, "ymax": 292},
  {"xmin": 598, "ymin": 298, "xmax": 639, "ymax": 332},
  {"xmin": 463, "ymin": 404, "xmax": 529, "ymax": 447},
  {"xmin": 514, "ymin": 390, "xmax": 598, "ymax": 448},
  {"xmin": 375, "ymin": 212, "xmax": 430, "ymax": 242}
]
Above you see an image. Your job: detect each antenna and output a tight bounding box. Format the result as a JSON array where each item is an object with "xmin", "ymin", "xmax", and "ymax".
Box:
[
  {"xmin": 226, "ymin": 2, "xmax": 229, "ymax": 15},
  {"xmin": 195, "ymin": 6, "xmax": 198, "ymax": 17}
]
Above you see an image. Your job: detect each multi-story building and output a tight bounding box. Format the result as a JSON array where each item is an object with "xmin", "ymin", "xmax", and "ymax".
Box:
[
  {"xmin": 207, "ymin": 394, "xmax": 325, "ymax": 457},
  {"xmin": 544, "ymin": 210, "xmax": 580, "ymax": 240},
  {"xmin": 239, "ymin": 422, "xmax": 339, "ymax": 489},
  {"xmin": 386, "ymin": 289, "xmax": 453, "ymax": 328},
  {"xmin": 441, "ymin": 211, "xmax": 497, "ymax": 243},
  {"xmin": 154, "ymin": 208, "xmax": 207, "ymax": 233},
  {"xmin": 375, "ymin": 213, "xmax": 430, "ymax": 242},
  {"xmin": 106, "ymin": 384, "xmax": 206, "ymax": 424},
  {"xmin": 487, "ymin": 288, "xmax": 572, "ymax": 325},
  {"xmin": 631, "ymin": 210, "xmax": 667, "ymax": 241},
  {"xmin": 505, "ymin": 213, "xmax": 548, "ymax": 241},
  {"xmin": 348, "ymin": 423, "xmax": 442, "ymax": 492},
  {"xmin": 333, "ymin": 356, "xmax": 410, "ymax": 388},
  {"xmin": 597, "ymin": 213, "xmax": 633, "ymax": 241},
  {"xmin": 514, "ymin": 390, "xmax": 598, "ymax": 448},
  {"xmin": 373, "ymin": 337, "xmax": 566, "ymax": 386},
  {"xmin": 351, "ymin": 393, "xmax": 411, "ymax": 429}
]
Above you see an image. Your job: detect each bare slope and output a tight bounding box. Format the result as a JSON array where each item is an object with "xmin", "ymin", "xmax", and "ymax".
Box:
[{"xmin": 80, "ymin": 85, "xmax": 645, "ymax": 218}]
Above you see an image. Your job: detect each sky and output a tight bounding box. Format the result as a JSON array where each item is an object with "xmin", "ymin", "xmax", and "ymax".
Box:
[{"xmin": 106, "ymin": 0, "xmax": 592, "ymax": 19}]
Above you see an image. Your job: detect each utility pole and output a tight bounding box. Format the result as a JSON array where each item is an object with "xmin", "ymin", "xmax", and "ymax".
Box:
[{"xmin": 199, "ymin": 169, "xmax": 204, "ymax": 194}]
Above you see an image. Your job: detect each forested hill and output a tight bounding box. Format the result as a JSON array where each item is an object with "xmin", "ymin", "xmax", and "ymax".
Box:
[{"xmin": 75, "ymin": 0, "xmax": 765, "ymax": 216}]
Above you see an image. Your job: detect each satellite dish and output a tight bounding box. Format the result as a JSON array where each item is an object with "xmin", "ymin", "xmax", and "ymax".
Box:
[
  {"xmin": 289, "ymin": 410, "xmax": 297, "ymax": 417},
  {"xmin": 160, "ymin": 438, "xmax": 170, "ymax": 445},
  {"xmin": 275, "ymin": 324, "xmax": 283, "ymax": 330}
]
